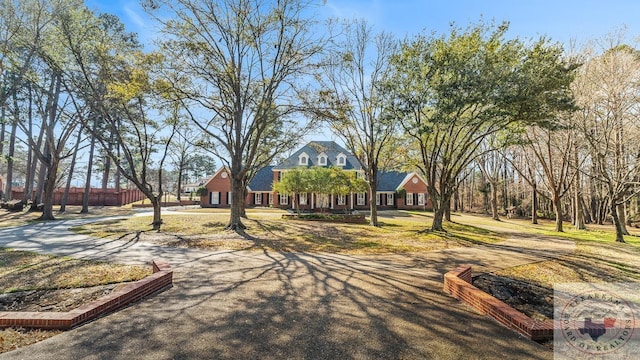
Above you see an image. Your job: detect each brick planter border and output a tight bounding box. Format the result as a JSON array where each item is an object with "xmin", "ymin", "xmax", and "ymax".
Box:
[
  {"xmin": 443, "ymin": 265, "xmax": 553, "ymax": 341},
  {"xmin": 0, "ymin": 259, "xmax": 173, "ymax": 330}
]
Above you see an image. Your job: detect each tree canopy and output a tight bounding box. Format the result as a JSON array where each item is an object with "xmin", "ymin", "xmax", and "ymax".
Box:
[{"xmin": 385, "ymin": 21, "xmax": 577, "ymax": 231}]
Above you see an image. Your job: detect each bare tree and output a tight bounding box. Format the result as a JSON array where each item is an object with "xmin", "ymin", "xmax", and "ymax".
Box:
[
  {"xmin": 146, "ymin": 0, "xmax": 325, "ymax": 231},
  {"xmin": 574, "ymin": 36, "xmax": 640, "ymax": 242},
  {"xmin": 56, "ymin": 6, "xmax": 177, "ymax": 229},
  {"xmin": 522, "ymin": 124, "xmax": 576, "ymax": 232},
  {"xmin": 476, "ymin": 134, "xmax": 506, "ymax": 221},
  {"xmin": 314, "ymin": 19, "xmax": 398, "ymax": 226}
]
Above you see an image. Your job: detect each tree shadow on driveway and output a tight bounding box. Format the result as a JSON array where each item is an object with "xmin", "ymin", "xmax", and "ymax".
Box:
[{"xmin": 2, "ymin": 249, "xmax": 552, "ymax": 360}]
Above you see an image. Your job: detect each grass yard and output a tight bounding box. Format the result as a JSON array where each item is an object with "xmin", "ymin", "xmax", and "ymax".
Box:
[
  {"xmin": 0, "ymin": 206, "xmax": 134, "ymax": 229},
  {"xmin": 0, "ymin": 248, "xmax": 150, "ymax": 354},
  {"xmin": 0, "ymin": 248, "xmax": 151, "ymax": 293},
  {"xmin": 452, "ymin": 213, "xmax": 640, "ymax": 246},
  {"xmin": 494, "ymin": 241, "xmax": 640, "ymax": 287},
  {"xmin": 71, "ymin": 209, "xmax": 505, "ymax": 254}
]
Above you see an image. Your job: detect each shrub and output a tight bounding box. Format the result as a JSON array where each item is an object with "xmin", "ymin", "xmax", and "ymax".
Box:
[{"xmin": 195, "ymin": 187, "xmax": 208, "ymax": 197}]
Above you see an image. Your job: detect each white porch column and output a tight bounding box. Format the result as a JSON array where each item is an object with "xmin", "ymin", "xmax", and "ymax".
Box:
[{"xmin": 350, "ymin": 193, "xmax": 354, "ymax": 210}]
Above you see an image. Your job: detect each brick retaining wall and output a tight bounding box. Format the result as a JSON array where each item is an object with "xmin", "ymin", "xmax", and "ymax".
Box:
[
  {"xmin": 443, "ymin": 265, "xmax": 553, "ymax": 341},
  {"xmin": 0, "ymin": 260, "xmax": 173, "ymax": 330}
]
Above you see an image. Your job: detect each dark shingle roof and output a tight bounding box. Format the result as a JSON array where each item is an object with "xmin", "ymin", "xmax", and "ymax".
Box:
[
  {"xmin": 248, "ymin": 166, "xmax": 274, "ymax": 192},
  {"xmin": 376, "ymin": 171, "xmax": 409, "ymax": 192},
  {"xmin": 273, "ymin": 141, "xmax": 362, "ymax": 170}
]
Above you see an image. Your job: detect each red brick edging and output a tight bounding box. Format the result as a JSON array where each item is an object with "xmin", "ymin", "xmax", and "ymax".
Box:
[
  {"xmin": 0, "ymin": 259, "xmax": 173, "ymax": 330},
  {"xmin": 443, "ymin": 265, "xmax": 553, "ymax": 341}
]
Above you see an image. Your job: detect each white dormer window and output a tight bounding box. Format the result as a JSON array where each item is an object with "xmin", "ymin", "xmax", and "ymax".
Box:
[
  {"xmin": 336, "ymin": 153, "xmax": 347, "ymax": 167},
  {"xmin": 318, "ymin": 152, "xmax": 328, "ymax": 166},
  {"xmin": 298, "ymin": 152, "xmax": 309, "ymax": 166}
]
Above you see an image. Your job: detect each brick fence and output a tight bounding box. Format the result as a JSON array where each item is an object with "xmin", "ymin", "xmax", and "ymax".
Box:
[
  {"xmin": 0, "ymin": 259, "xmax": 173, "ymax": 330},
  {"xmin": 443, "ymin": 265, "xmax": 553, "ymax": 341}
]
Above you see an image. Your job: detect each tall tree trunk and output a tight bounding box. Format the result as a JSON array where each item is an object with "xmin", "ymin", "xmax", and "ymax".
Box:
[
  {"xmin": 60, "ymin": 127, "xmax": 82, "ymax": 213},
  {"xmin": 115, "ymin": 144, "xmax": 121, "ymax": 192},
  {"xmin": 581, "ymin": 196, "xmax": 592, "ymax": 224},
  {"xmin": 454, "ymin": 183, "xmax": 460, "ymax": 212},
  {"xmin": 597, "ymin": 197, "xmax": 608, "ymax": 225},
  {"xmin": 40, "ymin": 156, "xmax": 59, "ymax": 221},
  {"xmin": 553, "ymin": 193, "xmax": 563, "ymax": 232},
  {"xmin": 240, "ymin": 185, "xmax": 248, "ymax": 218},
  {"xmin": 591, "ymin": 195, "xmax": 599, "ymax": 224},
  {"xmin": 82, "ymin": 119, "xmax": 97, "ymax": 213},
  {"xmin": 444, "ymin": 196, "xmax": 451, "ymax": 222},
  {"xmin": 574, "ymin": 187, "xmax": 585, "ymax": 230},
  {"xmin": 227, "ymin": 176, "xmax": 246, "ymax": 230},
  {"xmin": 531, "ymin": 182, "xmax": 538, "ymax": 224},
  {"xmin": 101, "ymin": 134, "xmax": 114, "ymax": 191},
  {"xmin": 501, "ymin": 160, "xmax": 508, "ymax": 211},
  {"xmin": 432, "ymin": 207, "xmax": 445, "ymax": 231},
  {"xmin": 617, "ymin": 203, "xmax": 629, "ymax": 235},
  {"xmin": 39, "ymin": 74, "xmax": 64, "ymax": 221},
  {"xmin": 574, "ymin": 146, "xmax": 585, "ymax": 230},
  {"xmin": 3, "ymin": 104, "xmax": 18, "ymax": 201},
  {"xmin": 23, "ymin": 85, "xmax": 38, "ymax": 205},
  {"xmin": 489, "ymin": 180, "xmax": 500, "ymax": 220},
  {"xmin": 0, "ymin": 104, "xmax": 5, "ymax": 200},
  {"xmin": 151, "ymin": 195, "xmax": 162, "ymax": 230},
  {"xmin": 369, "ymin": 170, "xmax": 378, "ymax": 226},
  {"xmin": 0, "ymin": 104, "xmax": 5, "ymax": 178},
  {"xmin": 480, "ymin": 171, "xmax": 488, "ymax": 213},
  {"xmin": 31, "ymin": 147, "xmax": 47, "ymax": 211},
  {"xmin": 611, "ymin": 197, "xmax": 626, "ymax": 243},
  {"xmin": 430, "ymin": 190, "xmax": 449, "ymax": 231},
  {"xmin": 176, "ymin": 159, "xmax": 184, "ymax": 202}
]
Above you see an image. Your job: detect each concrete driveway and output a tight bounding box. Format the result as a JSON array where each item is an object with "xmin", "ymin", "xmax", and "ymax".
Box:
[{"xmin": 0, "ymin": 216, "xmax": 574, "ymax": 359}]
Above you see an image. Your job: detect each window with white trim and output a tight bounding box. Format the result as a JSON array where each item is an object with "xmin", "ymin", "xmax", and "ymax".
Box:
[
  {"xmin": 280, "ymin": 194, "xmax": 288, "ymax": 205},
  {"xmin": 255, "ymin": 193, "xmax": 262, "ymax": 205},
  {"xmin": 210, "ymin": 191, "xmax": 220, "ymax": 205},
  {"xmin": 376, "ymin": 193, "xmax": 381, "ymax": 205},
  {"xmin": 417, "ymin": 193, "xmax": 426, "ymax": 206},
  {"xmin": 387, "ymin": 193, "xmax": 394, "ymax": 206},
  {"xmin": 337, "ymin": 153, "xmax": 346, "ymax": 166},
  {"xmin": 299, "ymin": 192, "xmax": 307, "ymax": 205},
  {"xmin": 298, "ymin": 152, "xmax": 309, "ymax": 166},
  {"xmin": 318, "ymin": 152, "xmax": 328, "ymax": 166},
  {"xmin": 337, "ymin": 195, "xmax": 346, "ymax": 206},
  {"xmin": 357, "ymin": 192, "xmax": 366, "ymax": 206},
  {"xmin": 406, "ymin": 193, "xmax": 413, "ymax": 206},
  {"xmin": 268, "ymin": 193, "xmax": 274, "ymax": 205}
]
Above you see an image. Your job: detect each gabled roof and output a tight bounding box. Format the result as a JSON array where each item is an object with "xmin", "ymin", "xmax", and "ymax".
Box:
[
  {"xmin": 376, "ymin": 171, "xmax": 410, "ymax": 192},
  {"xmin": 273, "ymin": 141, "xmax": 362, "ymax": 170},
  {"xmin": 247, "ymin": 166, "xmax": 274, "ymax": 192},
  {"xmin": 203, "ymin": 167, "xmax": 229, "ymax": 187},
  {"xmin": 397, "ymin": 172, "xmax": 427, "ymax": 190}
]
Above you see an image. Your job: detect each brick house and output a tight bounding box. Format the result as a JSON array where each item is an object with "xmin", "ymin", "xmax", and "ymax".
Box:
[
  {"xmin": 200, "ymin": 167, "xmax": 232, "ymax": 208},
  {"xmin": 199, "ymin": 141, "xmax": 431, "ymax": 211}
]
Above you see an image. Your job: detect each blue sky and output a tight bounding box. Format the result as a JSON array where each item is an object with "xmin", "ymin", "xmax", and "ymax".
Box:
[
  {"xmin": 84, "ymin": 0, "xmax": 640, "ymax": 148},
  {"xmin": 87, "ymin": 0, "xmax": 640, "ymax": 48}
]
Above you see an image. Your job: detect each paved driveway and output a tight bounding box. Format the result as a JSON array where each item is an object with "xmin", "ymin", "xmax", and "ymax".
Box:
[{"xmin": 0, "ymin": 217, "xmax": 574, "ymax": 359}]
